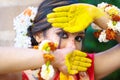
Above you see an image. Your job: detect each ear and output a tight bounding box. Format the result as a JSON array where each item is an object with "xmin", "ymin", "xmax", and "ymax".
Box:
[{"xmin": 33, "ymin": 32, "xmax": 44, "ymax": 43}]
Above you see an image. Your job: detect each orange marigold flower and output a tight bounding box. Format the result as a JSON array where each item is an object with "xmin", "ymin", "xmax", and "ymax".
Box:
[
  {"xmin": 33, "ymin": 46, "xmax": 39, "ymax": 49},
  {"xmin": 24, "ymin": 8, "xmax": 32, "ymax": 16},
  {"xmin": 48, "ymin": 42, "xmax": 57, "ymax": 51},
  {"xmin": 106, "ymin": 29, "xmax": 117, "ymax": 40},
  {"xmin": 94, "ymin": 30, "xmax": 102, "ymax": 38},
  {"xmin": 112, "ymin": 14, "xmax": 120, "ymax": 21},
  {"xmin": 43, "ymin": 54, "xmax": 54, "ymax": 62}
]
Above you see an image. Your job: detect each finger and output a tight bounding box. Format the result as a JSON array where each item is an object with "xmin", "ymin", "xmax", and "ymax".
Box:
[
  {"xmin": 47, "ymin": 17, "xmax": 69, "ymax": 23},
  {"xmin": 69, "ymin": 4, "xmax": 77, "ymax": 13},
  {"xmin": 77, "ymin": 66, "xmax": 87, "ymax": 71},
  {"xmin": 72, "ymin": 61, "xmax": 91, "ymax": 67},
  {"xmin": 52, "ymin": 23, "xmax": 68, "ymax": 28},
  {"xmin": 68, "ymin": 69, "xmax": 78, "ymax": 75},
  {"xmin": 72, "ymin": 50, "xmax": 87, "ymax": 57},
  {"xmin": 47, "ymin": 12, "xmax": 68, "ymax": 18},
  {"xmin": 74, "ymin": 56, "xmax": 92, "ymax": 63},
  {"xmin": 53, "ymin": 5, "xmax": 70, "ymax": 12},
  {"xmin": 71, "ymin": 65, "xmax": 87, "ymax": 72}
]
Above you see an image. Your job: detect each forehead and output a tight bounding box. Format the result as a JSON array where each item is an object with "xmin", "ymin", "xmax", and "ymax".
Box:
[{"xmin": 48, "ymin": 27, "xmax": 85, "ymax": 34}]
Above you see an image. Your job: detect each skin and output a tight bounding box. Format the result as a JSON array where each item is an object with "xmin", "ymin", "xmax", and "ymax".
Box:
[
  {"xmin": 0, "ymin": 47, "xmax": 44, "ymax": 80},
  {"xmin": 94, "ymin": 16, "xmax": 120, "ymax": 79}
]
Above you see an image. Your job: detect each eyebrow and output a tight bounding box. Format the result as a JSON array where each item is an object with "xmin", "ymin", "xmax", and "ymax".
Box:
[
  {"xmin": 55, "ymin": 28, "xmax": 64, "ymax": 32},
  {"xmin": 78, "ymin": 32, "xmax": 85, "ymax": 34},
  {"xmin": 56, "ymin": 28, "xmax": 63, "ymax": 31},
  {"xmin": 55, "ymin": 28, "xmax": 85, "ymax": 34}
]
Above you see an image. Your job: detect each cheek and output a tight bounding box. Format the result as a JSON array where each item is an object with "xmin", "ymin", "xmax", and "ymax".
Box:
[
  {"xmin": 59, "ymin": 40, "xmax": 82, "ymax": 50},
  {"xmin": 45, "ymin": 28, "xmax": 61, "ymax": 45},
  {"xmin": 59, "ymin": 40, "xmax": 67, "ymax": 48}
]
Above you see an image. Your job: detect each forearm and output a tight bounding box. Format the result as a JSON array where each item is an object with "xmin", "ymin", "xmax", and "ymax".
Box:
[
  {"xmin": 94, "ymin": 15, "xmax": 110, "ymax": 29},
  {"xmin": 0, "ymin": 72, "xmax": 22, "ymax": 80},
  {"xmin": 94, "ymin": 44, "xmax": 120, "ymax": 79},
  {"xmin": 0, "ymin": 47, "xmax": 44, "ymax": 74}
]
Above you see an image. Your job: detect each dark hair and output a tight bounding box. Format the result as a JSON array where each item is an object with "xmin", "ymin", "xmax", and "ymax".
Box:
[{"xmin": 28, "ymin": 0, "xmax": 79, "ymax": 46}]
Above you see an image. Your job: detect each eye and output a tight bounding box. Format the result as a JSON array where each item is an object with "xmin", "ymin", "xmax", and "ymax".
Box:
[
  {"xmin": 57, "ymin": 31, "xmax": 68, "ymax": 39},
  {"xmin": 75, "ymin": 36, "xmax": 82, "ymax": 42}
]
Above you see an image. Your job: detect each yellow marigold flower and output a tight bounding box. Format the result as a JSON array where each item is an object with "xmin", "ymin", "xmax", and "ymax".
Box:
[
  {"xmin": 39, "ymin": 40, "xmax": 58, "ymax": 53},
  {"xmin": 105, "ymin": 6, "xmax": 119, "ymax": 15}
]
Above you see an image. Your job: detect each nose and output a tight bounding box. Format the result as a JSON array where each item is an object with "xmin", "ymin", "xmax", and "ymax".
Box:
[{"xmin": 66, "ymin": 39, "xmax": 76, "ymax": 49}]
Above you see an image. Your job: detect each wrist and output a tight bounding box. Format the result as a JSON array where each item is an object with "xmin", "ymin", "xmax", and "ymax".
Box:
[
  {"xmin": 51, "ymin": 50, "xmax": 61, "ymax": 69},
  {"xmin": 51, "ymin": 55, "xmax": 57, "ymax": 68}
]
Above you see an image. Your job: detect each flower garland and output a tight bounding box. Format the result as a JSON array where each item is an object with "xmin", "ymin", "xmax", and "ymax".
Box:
[
  {"xmin": 13, "ymin": 6, "xmax": 58, "ymax": 79},
  {"xmin": 94, "ymin": 2, "xmax": 120, "ymax": 42},
  {"xmin": 37, "ymin": 40, "xmax": 58, "ymax": 80},
  {"xmin": 13, "ymin": 7, "xmax": 38, "ymax": 48}
]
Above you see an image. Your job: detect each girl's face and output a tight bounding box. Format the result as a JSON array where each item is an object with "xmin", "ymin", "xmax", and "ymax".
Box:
[{"xmin": 35, "ymin": 27, "xmax": 85, "ymax": 50}]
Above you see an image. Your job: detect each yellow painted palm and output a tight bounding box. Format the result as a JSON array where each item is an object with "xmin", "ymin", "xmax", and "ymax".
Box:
[
  {"xmin": 47, "ymin": 3, "xmax": 105, "ymax": 33},
  {"xmin": 65, "ymin": 50, "xmax": 92, "ymax": 74}
]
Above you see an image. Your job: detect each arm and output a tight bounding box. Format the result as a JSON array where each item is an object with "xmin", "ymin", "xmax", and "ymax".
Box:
[
  {"xmin": 0, "ymin": 72, "xmax": 22, "ymax": 80},
  {"xmin": 94, "ymin": 44, "xmax": 120, "ymax": 79},
  {"xmin": 93, "ymin": 12, "xmax": 120, "ymax": 79},
  {"xmin": 93, "ymin": 15, "xmax": 110, "ymax": 29},
  {"xmin": 0, "ymin": 47, "xmax": 44, "ymax": 74},
  {"xmin": 0, "ymin": 47, "xmax": 91, "ymax": 75}
]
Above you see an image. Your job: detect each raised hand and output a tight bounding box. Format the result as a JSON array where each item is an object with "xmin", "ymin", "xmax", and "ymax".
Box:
[{"xmin": 47, "ymin": 3, "xmax": 105, "ymax": 33}]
